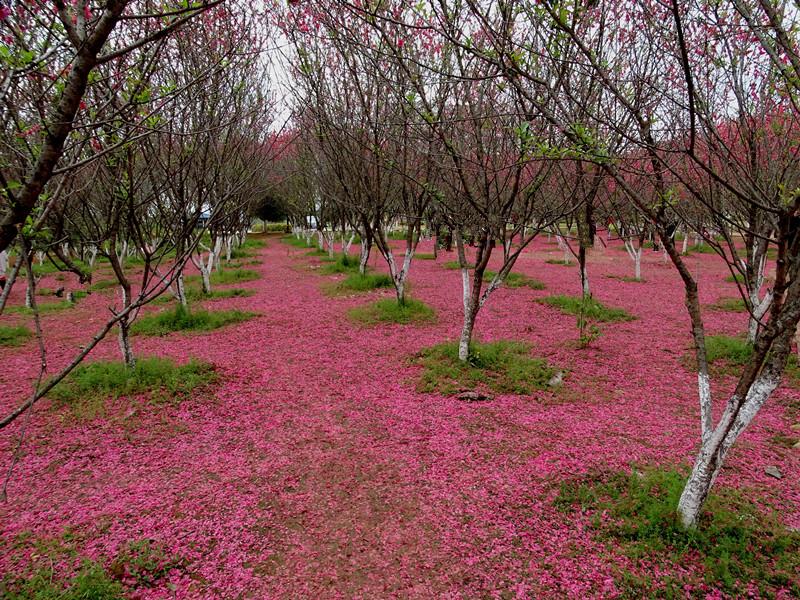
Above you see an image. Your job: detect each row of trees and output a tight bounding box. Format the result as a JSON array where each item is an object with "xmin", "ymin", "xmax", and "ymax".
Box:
[
  {"xmin": 0, "ymin": 3, "xmax": 280, "ymax": 429},
  {"xmin": 275, "ymin": 0, "xmax": 800, "ymax": 529}
]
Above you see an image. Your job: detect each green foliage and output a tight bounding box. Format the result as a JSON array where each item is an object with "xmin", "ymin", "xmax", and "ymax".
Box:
[
  {"xmin": 132, "ymin": 305, "xmax": 257, "ymax": 336},
  {"xmin": 0, "ymin": 325, "xmax": 32, "ymax": 346},
  {"xmin": 2, "ymin": 561, "xmax": 125, "ymax": 600},
  {"xmin": 538, "ymin": 295, "xmax": 635, "ymax": 322},
  {"xmin": 48, "ymin": 357, "xmax": 216, "ymax": 420},
  {"xmin": 708, "ymin": 297, "xmax": 747, "ymax": 313},
  {"xmin": 415, "ymin": 340, "xmax": 556, "ymax": 395},
  {"xmin": 555, "ymin": 468, "xmax": 800, "ymax": 596},
  {"xmin": 319, "ymin": 254, "xmax": 360, "ymax": 275},
  {"xmin": 348, "ymin": 298, "xmax": 435, "ymax": 326}
]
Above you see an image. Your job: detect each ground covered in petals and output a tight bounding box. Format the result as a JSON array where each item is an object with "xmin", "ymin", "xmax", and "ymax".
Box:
[{"xmin": 1, "ymin": 235, "xmax": 798, "ymax": 598}]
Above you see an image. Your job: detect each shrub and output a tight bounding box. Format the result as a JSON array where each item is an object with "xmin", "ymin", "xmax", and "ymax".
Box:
[
  {"xmin": 415, "ymin": 340, "xmax": 556, "ymax": 395},
  {"xmin": 0, "ymin": 325, "xmax": 32, "ymax": 347},
  {"xmin": 348, "ymin": 297, "xmax": 435, "ymax": 325},
  {"xmin": 132, "ymin": 305, "xmax": 257, "ymax": 336},
  {"xmin": 555, "ymin": 468, "xmax": 800, "ymax": 596},
  {"xmin": 538, "ymin": 295, "xmax": 635, "ymax": 322}
]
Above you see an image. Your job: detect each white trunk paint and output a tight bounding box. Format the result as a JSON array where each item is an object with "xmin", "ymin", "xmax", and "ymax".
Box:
[
  {"xmin": 0, "ymin": 250, "xmax": 7, "ymax": 274},
  {"xmin": 623, "ymin": 240, "xmax": 643, "ymax": 280},
  {"xmin": 458, "ymin": 266, "xmax": 473, "ymax": 362},
  {"xmin": 678, "ymin": 375, "xmax": 779, "ymax": 527}
]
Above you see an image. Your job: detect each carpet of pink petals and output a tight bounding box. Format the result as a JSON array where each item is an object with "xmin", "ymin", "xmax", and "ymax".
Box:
[{"xmin": 0, "ymin": 236, "xmax": 798, "ymax": 598}]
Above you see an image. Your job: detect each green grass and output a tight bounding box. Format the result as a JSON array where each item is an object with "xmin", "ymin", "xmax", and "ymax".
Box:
[
  {"xmin": 415, "ymin": 340, "xmax": 556, "ymax": 395},
  {"xmin": 282, "ymin": 235, "xmax": 317, "ymax": 249},
  {"xmin": 132, "ymin": 305, "xmax": 257, "ymax": 336},
  {"xmin": 347, "ymin": 297, "xmax": 435, "ymax": 326},
  {"xmin": 707, "ymin": 297, "xmax": 747, "ymax": 312},
  {"xmin": 319, "ymin": 254, "xmax": 360, "ymax": 275},
  {"xmin": 154, "ymin": 287, "xmax": 254, "ymax": 304},
  {"xmin": 326, "ymin": 273, "xmax": 394, "ymax": 294},
  {"xmin": 2, "ymin": 561, "xmax": 125, "ymax": 600},
  {"xmin": 0, "ymin": 325, "xmax": 32, "ymax": 346},
  {"xmin": 704, "ymin": 335, "xmax": 754, "ymax": 365},
  {"xmin": 210, "ymin": 268, "xmax": 259, "ymax": 285},
  {"xmin": 415, "ymin": 252, "xmax": 436, "ymax": 260},
  {"xmin": 185, "ymin": 268, "xmax": 259, "ymax": 287},
  {"xmin": 89, "ymin": 278, "xmax": 118, "ymax": 291},
  {"xmin": 241, "ymin": 237, "xmax": 267, "ymax": 250},
  {"xmin": 606, "ymin": 274, "xmax": 646, "ymax": 283},
  {"xmin": 554, "ymin": 468, "xmax": 800, "ymax": 597},
  {"xmin": 48, "ymin": 357, "xmax": 217, "ymax": 420},
  {"xmin": 546, "ymin": 258, "xmax": 574, "ymax": 266},
  {"xmin": 5, "ymin": 300, "xmax": 77, "ymax": 315},
  {"xmin": 440, "ymin": 263, "xmax": 545, "ymax": 289},
  {"xmin": 483, "ymin": 270, "xmax": 546, "ymax": 289},
  {"xmin": 686, "ymin": 243, "xmax": 716, "ymax": 254},
  {"xmin": 538, "ymin": 295, "xmax": 635, "ymax": 322},
  {"xmin": 726, "ymin": 273, "xmax": 745, "ymax": 284}
]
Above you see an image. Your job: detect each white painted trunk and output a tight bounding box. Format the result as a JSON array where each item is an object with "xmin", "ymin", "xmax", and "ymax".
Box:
[
  {"xmin": 458, "ymin": 267, "xmax": 473, "ymax": 362},
  {"xmin": 201, "ymin": 267, "xmax": 211, "ymax": 295},
  {"xmin": 0, "ymin": 250, "xmax": 7, "ymax": 274},
  {"xmin": 581, "ymin": 264, "xmax": 590, "ymax": 297},
  {"xmin": 678, "ymin": 374, "xmax": 779, "ymax": 527},
  {"xmin": 117, "ymin": 287, "xmax": 135, "ymax": 368},
  {"xmin": 176, "ymin": 273, "xmax": 188, "ymax": 308},
  {"xmin": 681, "ymin": 234, "xmax": 689, "ymax": 255},
  {"xmin": 212, "ymin": 238, "xmax": 222, "ymax": 271},
  {"xmin": 359, "ymin": 243, "xmax": 370, "ymax": 275}
]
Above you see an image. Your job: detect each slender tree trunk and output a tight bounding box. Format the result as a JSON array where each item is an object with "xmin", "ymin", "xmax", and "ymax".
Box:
[
  {"xmin": 176, "ymin": 272, "xmax": 188, "ymax": 308},
  {"xmin": 359, "ymin": 238, "xmax": 371, "ymax": 275}
]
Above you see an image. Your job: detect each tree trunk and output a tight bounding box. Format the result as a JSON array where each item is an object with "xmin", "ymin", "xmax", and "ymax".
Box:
[
  {"xmin": 359, "ymin": 238, "xmax": 371, "ymax": 275},
  {"xmin": 176, "ymin": 272, "xmax": 188, "ymax": 308},
  {"xmin": 677, "ymin": 373, "xmax": 779, "ymax": 527},
  {"xmin": 117, "ymin": 286, "xmax": 136, "ymax": 368}
]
